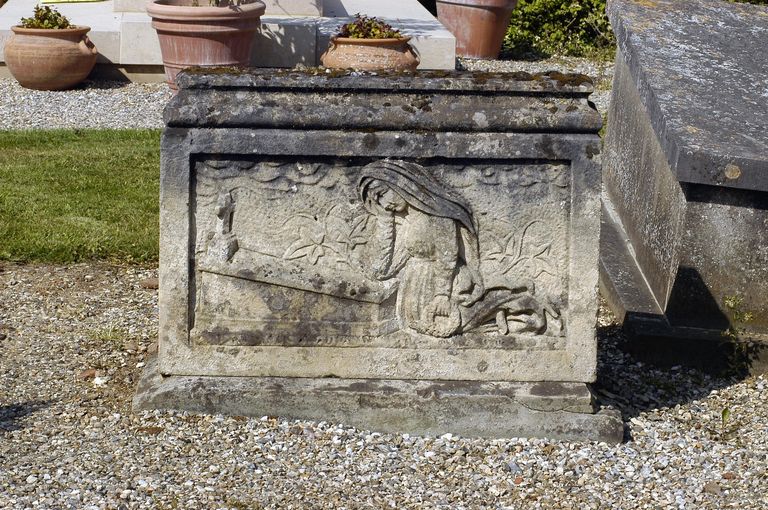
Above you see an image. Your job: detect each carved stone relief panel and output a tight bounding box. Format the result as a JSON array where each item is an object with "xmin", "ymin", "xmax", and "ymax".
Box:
[{"xmin": 191, "ymin": 157, "xmax": 570, "ymax": 350}]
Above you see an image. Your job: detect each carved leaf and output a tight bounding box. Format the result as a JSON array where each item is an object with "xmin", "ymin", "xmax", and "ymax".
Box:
[
  {"xmin": 485, "ymin": 220, "xmax": 558, "ymax": 279},
  {"xmin": 305, "ymin": 227, "xmax": 325, "ymax": 246},
  {"xmin": 283, "ymin": 226, "xmax": 325, "ymax": 262},
  {"xmin": 502, "ymin": 257, "xmax": 524, "ymax": 274},
  {"xmin": 347, "ymin": 215, "xmax": 370, "ymax": 248},
  {"xmin": 503, "ymin": 232, "xmax": 520, "ymax": 259},
  {"xmin": 308, "ymin": 245, "xmax": 325, "ymax": 265},
  {"xmin": 529, "ymin": 242, "xmax": 551, "ymax": 259},
  {"xmin": 482, "ymin": 231, "xmax": 505, "ymax": 262},
  {"xmin": 530, "ymin": 244, "xmax": 556, "ymax": 278},
  {"xmin": 283, "ymin": 241, "xmax": 316, "ymax": 261}
]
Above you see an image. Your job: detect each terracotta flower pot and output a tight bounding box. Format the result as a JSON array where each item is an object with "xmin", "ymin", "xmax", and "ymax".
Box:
[
  {"xmin": 146, "ymin": 0, "xmax": 266, "ymax": 90},
  {"xmin": 4, "ymin": 26, "xmax": 97, "ymax": 91},
  {"xmin": 321, "ymin": 37, "xmax": 419, "ymax": 72},
  {"xmin": 436, "ymin": 0, "xmax": 518, "ymax": 59}
]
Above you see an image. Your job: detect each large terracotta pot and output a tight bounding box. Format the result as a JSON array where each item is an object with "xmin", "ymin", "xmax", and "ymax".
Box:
[
  {"xmin": 4, "ymin": 26, "xmax": 97, "ymax": 90},
  {"xmin": 146, "ymin": 0, "xmax": 266, "ymax": 90},
  {"xmin": 436, "ymin": 0, "xmax": 518, "ymax": 59},
  {"xmin": 321, "ymin": 37, "xmax": 419, "ymax": 72}
]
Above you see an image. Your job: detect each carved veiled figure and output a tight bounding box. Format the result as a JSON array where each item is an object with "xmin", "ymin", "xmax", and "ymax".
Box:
[{"xmin": 359, "ymin": 159, "xmax": 559, "ymax": 338}]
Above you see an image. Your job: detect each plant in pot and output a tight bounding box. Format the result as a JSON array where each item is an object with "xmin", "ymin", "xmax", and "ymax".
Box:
[
  {"xmin": 321, "ymin": 14, "xmax": 419, "ymax": 71},
  {"xmin": 436, "ymin": 0, "xmax": 518, "ymax": 59},
  {"xmin": 146, "ymin": 0, "xmax": 267, "ymax": 91},
  {"xmin": 4, "ymin": 6, "xmax": 98, "ymax": 91}
]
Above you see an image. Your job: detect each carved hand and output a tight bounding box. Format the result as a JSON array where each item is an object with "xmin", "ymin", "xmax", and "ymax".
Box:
[
  {"xmin": 459, "ymin": 269, "xmax": 485, "ymax": 306},
  {"xmin": 367, "ymin": 198, "xmax": 393, "ymax": 218},
  {"xmin": 427, "ymin": 294, "xmax": 452, "ymax": 318}
]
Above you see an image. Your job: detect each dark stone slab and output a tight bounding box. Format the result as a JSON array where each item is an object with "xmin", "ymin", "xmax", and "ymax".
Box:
[{"xmin": 607, "ymin": 0, "xmax": 768, "ymax": 192}]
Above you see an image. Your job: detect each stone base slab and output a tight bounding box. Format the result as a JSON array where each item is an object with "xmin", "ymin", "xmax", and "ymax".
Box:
[{"xmin": 134, "ymin": 357, "xmax": 624, "ymax": 443}]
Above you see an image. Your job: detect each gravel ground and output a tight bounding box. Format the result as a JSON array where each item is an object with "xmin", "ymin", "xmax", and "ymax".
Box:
[
  {"xmin": 0, "ymin": 81, "xmax": 172, "ymax": 130},
  {"xmin": 0, "ymin": 56, "xmax": 613, "ymax": 131},
  {"xmin": 1, "ymin": 263, "xmax": 767, "ymax": 510}
]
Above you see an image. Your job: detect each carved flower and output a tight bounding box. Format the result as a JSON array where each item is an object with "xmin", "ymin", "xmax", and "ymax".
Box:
[
  {"xmin": 485, "ymin": 221, "xmax": 555, "ymax": 279},
  {"xmin": 282, "ymin": 207, "xmax": 371, "ymax": 267},
  {"xmin": 332, "ymin": 214, "xmax": 370, "ymax": 253},
  {"xmin": 283, "ymin": 225, "xmax": 326, "ymax": 265}
]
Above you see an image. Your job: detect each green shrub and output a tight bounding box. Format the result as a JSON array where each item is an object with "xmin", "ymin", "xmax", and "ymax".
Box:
[
  {"xmin": 503, "ymin": 0, "xmax": 766, "ymax": 60},
  {"xmin": 19, "ymin": 5, "xmax": 71, "ymax": 29},
  {"xmin": 503, "ymin": 0, "xmax": 615, "ymax": 59},
  {"xmin": 337, "ymin": 14, "xmax": 402, "ymax": 39}
]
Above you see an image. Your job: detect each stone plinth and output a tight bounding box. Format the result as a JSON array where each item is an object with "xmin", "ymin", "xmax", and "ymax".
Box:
[
  {"xmin": 134, "ymin": 68, "xmax": 622, "ymax": 442},
  {"xmin": 601, "ymin": 0, "xmax": 768, "ymax": 361}
]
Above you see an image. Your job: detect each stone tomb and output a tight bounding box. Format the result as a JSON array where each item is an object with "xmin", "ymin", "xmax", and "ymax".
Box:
[
  {"xmin": 601, "ymin": 0, "xmax": 768, "ymax": 371},
  {"xmin": 134, "ymin": 69, "xmax": 623, "ymax": 442}
]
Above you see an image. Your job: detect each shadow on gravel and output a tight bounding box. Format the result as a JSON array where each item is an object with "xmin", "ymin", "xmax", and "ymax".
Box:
[
  {"xmin": 592, "ymin": 323, "xmax": 744, "ymax": 433},
  {"xmin": 78, "ymin": 81, "xmax": 134, "ymax": 91},
  {"xmin": 0, "ymin": 400, "xmax": 52, "ymax": 432}
]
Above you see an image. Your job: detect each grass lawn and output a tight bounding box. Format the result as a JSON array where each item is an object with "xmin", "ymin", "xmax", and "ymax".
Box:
[{"xmin": 0, "ymin": 129, "xmax": 160, "ymax": 263}]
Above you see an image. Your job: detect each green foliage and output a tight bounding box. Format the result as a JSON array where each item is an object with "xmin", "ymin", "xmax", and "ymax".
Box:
[
  {"xmin": 0, "ymin": 129, "xmax": 161, "ymax": 263},
  {"xmin": 504, "ymin": 0, "xmax": 615, "ymax": 59},
  {"xmin": 503, "ymin": 0, "xmax": 767, "ymax": 60},
  {"xmin": 721, "ymin": 407, "xmax": 731, "ymax": 429},
  {"xmin": 717, "ymin": 406, "xmax": 743, "ymax": 442},
  {"xmin": 19, "ymin": 5, "xmax": 71, "ymax": 29},
  {"xmin": 337, "ymin": 14, "xmax": 402, "ymax": 39},
  {"xmin": 723, "ymin": 295, "xmax": 755, "ymax": 324}
]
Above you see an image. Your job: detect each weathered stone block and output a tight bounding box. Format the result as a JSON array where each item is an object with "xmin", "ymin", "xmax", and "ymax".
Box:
[
  {"xmin": 135, "ymin": 68, "xmax": 621, "ymax": 441},
  {"xmin": 602, "ymin": 0, "xmax": 768, "ymax": 353}
]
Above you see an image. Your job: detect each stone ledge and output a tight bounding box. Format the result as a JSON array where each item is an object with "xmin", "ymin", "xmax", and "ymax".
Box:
[
  {"xmin": 607, "ymin": 0, "xmax": 768, "ymax": 192},
  {"xmin": 598, "ymin": 198, "xmax": 664, "ymax": 323},
  {"xmin": 134, "ymin": 357, "xmax": 624, "ymax": 443}
]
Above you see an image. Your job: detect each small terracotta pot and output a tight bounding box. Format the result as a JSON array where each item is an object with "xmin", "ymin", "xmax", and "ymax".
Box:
[
  {"xmin": 321, "ymin": 37, "xmax": 420, "ymax": 72},
  {"xmin": 146, "ymin": 0, "xmax": 266, "ymax": 90},
  {"xmin": 4, "ymin": 26, "xmax": 97, "ymax": 91},
  {"xmin": 436, "ymin": 0, "xmax": 518, "ymax": 59}
]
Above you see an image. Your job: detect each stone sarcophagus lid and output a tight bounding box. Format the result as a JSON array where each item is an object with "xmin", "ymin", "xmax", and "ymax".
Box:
[{"xmin": 135, "ymin": 68, "xmax": 622, "ymax": 442}]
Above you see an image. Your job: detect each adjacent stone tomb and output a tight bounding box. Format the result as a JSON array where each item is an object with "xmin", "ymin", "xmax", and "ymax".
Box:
[
  {"xmin": 134, "ymin": 68, "xmax": 622, "ymax": 442},
  {"xmin": 601, "ymin": 0, "xmax": 768, "ymax": 368}
]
